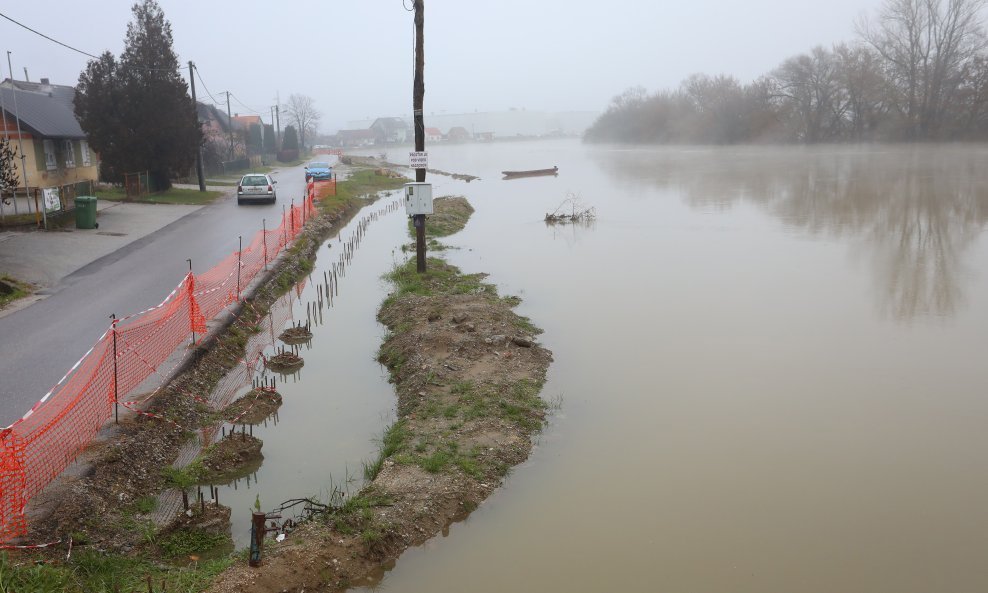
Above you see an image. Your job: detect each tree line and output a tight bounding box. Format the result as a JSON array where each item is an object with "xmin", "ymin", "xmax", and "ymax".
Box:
[
  {"xmin": 73, "ymin": 0, "xmax": 321, "ymax": 189},
  {"xmin": 585, "ymin": 0, "xmax": 988, "ymax": 144}
]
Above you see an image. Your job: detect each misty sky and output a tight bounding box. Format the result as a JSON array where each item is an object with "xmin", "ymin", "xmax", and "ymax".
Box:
[{"xmin": 3, "ymin": 0, "xmax": 885, "ymax": 133}]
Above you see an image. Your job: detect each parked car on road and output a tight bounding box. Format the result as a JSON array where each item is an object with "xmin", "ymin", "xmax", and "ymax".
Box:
[
  {"xmin": 237, "ymin": 174, "xmax": 277, "ymax": 205},
  {"xmin": 304, "ymin": 162, "xmax": 333, "ymax": 181}
]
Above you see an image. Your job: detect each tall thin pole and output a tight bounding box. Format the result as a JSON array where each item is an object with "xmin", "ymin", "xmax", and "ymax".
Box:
[
  {"xmin": 275, "ymin": 92, "xmax": 281, "ymax": 150},
  {"xmin": 6, "ymin": 52, "xmax": 31, "ymax": 215},
  {"xmin": 187, "ymin": 259, "xmax": 195, "ymax": 346},
  {"xmin": 111, "ymin": 314, "xmax": 119, "ymax": 424},
  {"xmin": 237, "ymin": 235, "xmax": 242, "ymax": 301},
  {"xmin": 0, "ymin": 64, "xmax": 16, "ymax": 215},
  {"xmin": 188, "ymin": 61, "xmax": 207, "ymax": 192},
  {"xmin": 413, "ymin": 0, "xmax": 427, "ymax": 273},
  {"xmin": 226, "ymin": 91, "xmax": 234, "ymax": 160},
  {"xmin": 262, "ymin": 219, "xmax": 268, "ymax": 270}
]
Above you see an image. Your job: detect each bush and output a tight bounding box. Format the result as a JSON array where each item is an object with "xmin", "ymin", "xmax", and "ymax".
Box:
[{"xmin": 277, "ymin": 149, "xmax": 299, "ymax": 163}]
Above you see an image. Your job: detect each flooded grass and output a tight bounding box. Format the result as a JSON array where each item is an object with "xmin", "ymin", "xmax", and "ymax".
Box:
[{"xmin": 406, "ymin": 196, "xmax": 474, "ymax": 237}]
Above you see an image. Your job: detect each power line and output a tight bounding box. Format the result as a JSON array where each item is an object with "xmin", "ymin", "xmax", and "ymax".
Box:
[
  {"xmin": 0, "ymin": 10, "xmax": 100, "ymax": 59},
  {"xmin": 0, "ymin": 11, "xmax": 182, "ymax": 72},
  {"xmin": 192, "ymin": 65, "xmax": 223, "ymax": 106},
  {"xmin": 229, "ymin": 92, "xmax": 262, "ymax": 115}
]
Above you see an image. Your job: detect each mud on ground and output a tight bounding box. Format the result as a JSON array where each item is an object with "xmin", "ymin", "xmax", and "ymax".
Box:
[
  {"xmin": 208, "ymin": 265, "xmax": 553, "ymax": 590},
  {"xmin": 21, "ymin": 188, "xmax": 379, "ymax": 557},
  {"xmin": 223, "ymin": 388, "xmax": 282, "ymax": 425}
]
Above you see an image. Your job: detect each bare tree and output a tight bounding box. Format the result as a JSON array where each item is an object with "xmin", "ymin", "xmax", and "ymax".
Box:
[
  {"xmin": 771, "ymin": 47, "xmax": 843, "ymax": 141},
  {"xmin": 834, "ymin": 43, "xmax": 888, "ymax": 140},
  {"xmin": 285, "ymin": 94, "xmax": 321, "ymax": 151},
  {"xmin": 858, "ymin": 0, "xmax": 988, "ymax": 138}
]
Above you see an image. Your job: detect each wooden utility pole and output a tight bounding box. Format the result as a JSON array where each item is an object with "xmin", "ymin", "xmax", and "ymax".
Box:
[
  {"xmin": 188, "ymin": 61, "xmax": 207, "ymax": 191},
  {"xmin": 226, "ymin": 91, "xmax": 234, "ymax": 160},
  {"xmin": 413, "ymin": 0, "xmax": 427, "ymax": 273}
]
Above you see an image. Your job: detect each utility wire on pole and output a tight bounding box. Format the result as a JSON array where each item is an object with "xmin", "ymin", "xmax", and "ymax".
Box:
[
  {"xmin": 413, "ymin": 0, "xmax": 427, "ymax": 273},
  {"xmin": 275, "ymin": 98, "xmax": 281, "ymax": 151},
  {"xmin": 0, "ymin": 60, "xmax": 18, "ymax": 215},
  {"xmin": 6, "ymin": 52, "xmax": 31, "ymax": 217},
  {"xmin": 225, "ymin": 91, "xmax": 234, "ymax": 160},
  {"xmin": 188, "ymin": 61, "xmax": 206, "ymax": 192}
]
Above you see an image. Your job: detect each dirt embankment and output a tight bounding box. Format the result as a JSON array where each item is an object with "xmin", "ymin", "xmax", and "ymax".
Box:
[
  {"xmin": 208, "ymin": 197, "xmax": 553, "ymax": 593},
  {"xmin": 22, "ymin": 175, "xmax": 399, "ymax": 556}
]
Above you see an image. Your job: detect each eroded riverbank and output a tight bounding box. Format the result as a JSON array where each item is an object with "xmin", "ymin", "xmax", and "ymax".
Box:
[
  {"xmin": 207, "ymin": 197, "xmax": 553, "ymax": 593},
  {"xmin": 0, "ymin": 169, "xmax": 407, "ymax": 591}
]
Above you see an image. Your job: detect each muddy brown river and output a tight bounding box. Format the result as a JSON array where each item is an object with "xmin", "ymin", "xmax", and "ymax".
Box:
[{"xmin": 226, "ymin": 141, "xmax": 988, "ymax": 592}]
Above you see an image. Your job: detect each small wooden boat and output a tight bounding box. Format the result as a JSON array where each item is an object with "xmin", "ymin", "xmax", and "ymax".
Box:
[{"xmin": 502, "ymin": 166, "xmax": 559, "ymax": 179}]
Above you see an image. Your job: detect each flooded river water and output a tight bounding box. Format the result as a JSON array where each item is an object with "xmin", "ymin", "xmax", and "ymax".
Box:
[{"xmin": 227, "ymin": 140, "xmax": 988, "ymax": 592}]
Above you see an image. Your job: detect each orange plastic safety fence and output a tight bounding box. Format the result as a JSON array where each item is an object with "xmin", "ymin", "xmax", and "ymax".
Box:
[
  {"xmin": 314, "ymin": 178, "xmax": 337, "ymax": 198},
  {"xmin": 0, "ymin": 192, "xmax": 319, "ymax": 542}
]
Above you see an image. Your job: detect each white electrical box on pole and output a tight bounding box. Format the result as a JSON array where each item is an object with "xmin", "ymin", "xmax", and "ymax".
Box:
[{"xmin": 404, "ymin": 182, "xmax": 433, "ymax": 216}]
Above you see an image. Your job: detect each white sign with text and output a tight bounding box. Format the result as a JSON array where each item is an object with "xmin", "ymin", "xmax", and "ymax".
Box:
[{"xmin": 409, "ymin": 151, "xmax": 428, "ymax": 169}]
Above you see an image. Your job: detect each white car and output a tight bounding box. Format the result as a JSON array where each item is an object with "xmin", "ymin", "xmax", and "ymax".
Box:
[{"xmin": 237, "ymin": 174, "xmax": 277, "ymax": 205}]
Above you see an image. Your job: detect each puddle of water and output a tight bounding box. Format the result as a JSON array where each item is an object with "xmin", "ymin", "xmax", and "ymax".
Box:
[
  {"xmin": 203, "ymin": 194, "xmax": 409, "ymax": 547},
  {"xmin": 346, "ymin": 141, "xmax": 988, "ymax": 593}
]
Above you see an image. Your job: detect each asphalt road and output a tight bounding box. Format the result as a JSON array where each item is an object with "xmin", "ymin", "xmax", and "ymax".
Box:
[{"xmin": 0, "ymin": 162, "xmax": 312, "ymax": 426}]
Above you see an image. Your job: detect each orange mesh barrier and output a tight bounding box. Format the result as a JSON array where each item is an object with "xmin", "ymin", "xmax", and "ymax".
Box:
[
  {"xmin": 0, "ymin": 190, "xmax": 320, "ymax": 541},
  {"xmin": 314, "ymin": 178, "xmax": 336, "ymax": 198}
]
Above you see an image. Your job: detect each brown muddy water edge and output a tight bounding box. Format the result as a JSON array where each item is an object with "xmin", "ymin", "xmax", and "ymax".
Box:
[
  {"xmin": 206, "ymin": 196, "xmax": 551, "ymax": 592},
  {"xmin": 17, "ymin": 175, "xmax": 398, "ymax": 560},
  {"xmin": 207, "ymin": 257, "xmax": 553, "ymax": 593}
]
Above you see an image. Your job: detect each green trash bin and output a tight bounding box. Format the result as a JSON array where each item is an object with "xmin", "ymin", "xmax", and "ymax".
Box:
[{"xmin": 75, "ymin": 196, "xmax": 98, "ymax": 229}]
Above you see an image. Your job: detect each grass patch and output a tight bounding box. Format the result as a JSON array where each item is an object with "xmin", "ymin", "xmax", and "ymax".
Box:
[
  {"xmin": 513, "ymin": 315, "xmax": 543, "ymax": 335},
  {"xmin": 329, "ymin": 493, "xmax": 392, "ymax": 536},
  {"xmin": 0, "ymin": 550, "xmax": 233, "ymax": 593},
  {"xmin": 420, "ymin": 449, "xmax": 453, "ymax": 473},
  {"xmin": 133, "ymin": 495, "xmax": 158, "ymax": 514},
  {"xmin": 97, "ymin": 186, "xmax": 223, "ymax": 205},
  {"xmin": 0, "ymin": 275, "xmax": 32, "ymax": 309},
  {"xmin": 317, "ymin": 169, "xmax": 406, "ymax": 215},
  {"xmin": 162, "ymin": 460, "xmax": 205, "ymax": 489},
  {"xmin": 383, "ymin": 259, "xmax": 492, "ymax": 306},
  {"xmin": 406, "ymin": 196, "xmax": 474, "ymax": 238},
  {"xmin": 363, "ymin": 420, "xmax": 411, "ymax": 480},
  {"xmin": 159, "ymin": 528, "xmax": 227, "ymax": 559}
]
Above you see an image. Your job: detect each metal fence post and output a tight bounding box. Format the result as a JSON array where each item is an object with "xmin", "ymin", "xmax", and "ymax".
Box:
[
  {"xmin": 237, "ymin": 235, "xmax": 242, "ymax": 301},
  {"xmin": 262, "ymin": 219, "xmax": 268, "ymax": 271},
  {"xmin": 249, "ymin": 511, "xmax": 266, "ymax": 567},
  {"xmin": 111, "ymin": 314, "xmax": 119, "ymax": 424}
]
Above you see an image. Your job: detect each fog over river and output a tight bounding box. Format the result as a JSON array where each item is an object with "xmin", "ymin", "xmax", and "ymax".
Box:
[
  {"xmin": 349, "ymin": 140, "xmax": 988, "ymax": 592},
  {"xmin": 216, "ymin": 140, "xmax": 988, "ymax": 592}
]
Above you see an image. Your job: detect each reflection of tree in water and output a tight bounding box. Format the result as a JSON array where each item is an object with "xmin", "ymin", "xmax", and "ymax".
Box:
[{"xmin": 595, "ymin": 146, "xmax": 988, "ymax": 320}]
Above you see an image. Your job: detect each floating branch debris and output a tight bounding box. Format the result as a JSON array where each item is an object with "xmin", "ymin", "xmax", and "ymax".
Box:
[{"xmin": 545, "ymin": 194, "xmax": 597, "ymax": 225}]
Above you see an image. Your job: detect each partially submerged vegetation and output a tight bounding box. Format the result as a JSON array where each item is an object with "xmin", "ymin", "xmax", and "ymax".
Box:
[
  {"xmin": 406, "ymin": 195, "xmax": 474, "ymax": 238},
  {"xmin": 544, "ymin": 195, "xmax": 596, "ymax": 225},
  {"xmin": 8, "ymin": 167, "xmax": 407, "ymax": 589},
  {"xmin": 204, "ymin": 195, "xmax": 554, "ymax": 593},
  {"xmin": 7, "ymin": 174, "xmax": 549, "ymax": 593}
]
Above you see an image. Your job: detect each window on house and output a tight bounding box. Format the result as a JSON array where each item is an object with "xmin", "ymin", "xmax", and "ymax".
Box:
[
  {"xmin": 43, "ymin": 140, "xmax": 57, "ymax": 170},
  {"xmin": 63, "ymin": 140, "xmax": 75, "ymax": 168},
  {"xmin": 80, "ymin": 140, "xmax": 91, "ymax": 166}
]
